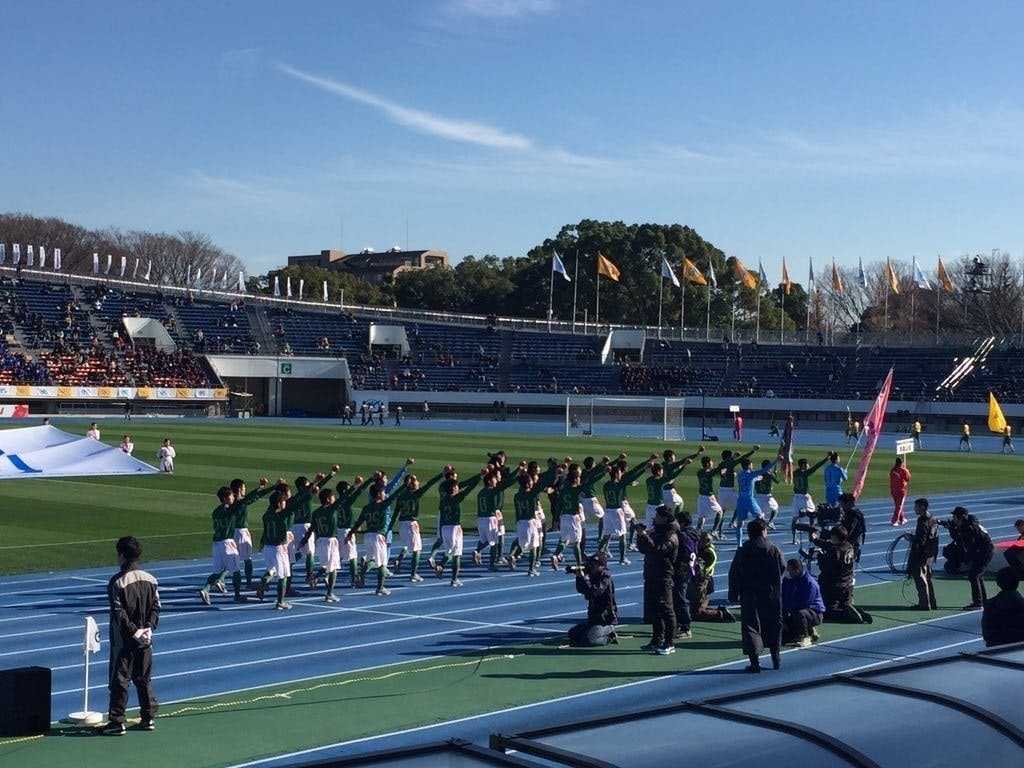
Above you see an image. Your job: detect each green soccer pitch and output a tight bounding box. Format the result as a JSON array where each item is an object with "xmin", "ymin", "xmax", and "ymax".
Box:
[{"xmin": 0, "ymin": 419, "xmax": 1015, "ymax": 575}]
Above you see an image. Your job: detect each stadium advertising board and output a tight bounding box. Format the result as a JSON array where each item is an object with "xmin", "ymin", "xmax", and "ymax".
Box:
[{"xmin": 0, "ymin": 385, "xmax": 227, "ymax": 400}]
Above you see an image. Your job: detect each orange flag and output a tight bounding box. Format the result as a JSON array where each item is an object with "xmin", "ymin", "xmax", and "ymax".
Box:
[
  {"xmin": 781, "ymin": 258, "xmax": 791, "ymax": 295},
  {"xmin": 937, "ymin": 257, "xmax": 955, "ymax": 293},
  {"xmin": 831, "ymin": 259, "xmax": 844, "ymax": 294},
  {"xmin": 732, "ymin": 258, "xmax": 758, "ymax": 290},
  {"xmin": 597, "ymin": 252, "xmax": 620, "ymax": 282},
  {"xmin": 681, "ymin": 257, "xmax": 707, "ymax": 286},
  {"xmin": 886, "ymin": 259, "xmax": 900, "ymax": 294}
]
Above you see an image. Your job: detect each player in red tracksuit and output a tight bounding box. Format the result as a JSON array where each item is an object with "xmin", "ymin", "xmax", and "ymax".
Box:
[{"xmin": 889, "ymin": 457, "xmax": 911, "ymax": 526}]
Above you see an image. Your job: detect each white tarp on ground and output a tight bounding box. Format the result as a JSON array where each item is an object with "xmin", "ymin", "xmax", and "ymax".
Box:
[{"xmin": 0, "ymin": 425, "xmax": 159, "ymax": 479}]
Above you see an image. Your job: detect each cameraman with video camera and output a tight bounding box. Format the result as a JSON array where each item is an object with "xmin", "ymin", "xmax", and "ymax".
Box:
[
  {"xmin": 941, "ymin": 506, "xmax": 994, "ymax": 610},
  {"xmin": 812, "ymin": 524, "xmax": 871, "ymax": 623},
  {"xmin": 838, "ymin": 493, "xmax": 867, "ymax": 563},
  {"xmin": 567, "ymin": 551, "xmax": 619, "ymax": 647}
]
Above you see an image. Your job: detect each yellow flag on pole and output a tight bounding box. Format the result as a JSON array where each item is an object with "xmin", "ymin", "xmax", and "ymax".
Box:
[
  {"xmin": 886, "ymin": 259, "xmax": 900, "ymax": 294},
  {"xmin": 988, "ymin": 392, "xmax": 1008, "ymax": 434},
  {"xmin": 937, "ymin": 257, "xmax": 956, "ymax": 293},
  {"xmin": 781, "ymin": 258, "xmax": 791, "ymax": 295},
  {"xmin": 681, "ymin": 257, "xmax": 707, "ymax": 286},
  {"xmin": 831, "ymin": 259, "xmax": 844, "ymax": 294},
  {"xmin": 732, "ymin": 258, "xmax": 758, "ymax": 289},
  {"xmin": 597, "ymin": 252, "xmax": 620, "ymax": 282}
]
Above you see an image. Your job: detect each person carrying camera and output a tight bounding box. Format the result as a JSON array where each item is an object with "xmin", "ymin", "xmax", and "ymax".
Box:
[
  {"xmin": 635, "ymin": 505, "xmax": 679, "ymax": 655},
  {"xmin": 814, "ymin": 525, "xmax": 871, "ymax": 623},
  {"xmin": 946, "ymin": 506, "xmax": 994, "ymax": 610},
  {"xmin": 837, "ymin": 492, "xmax": 866, "ymax": 563},
  {"xmin": 908, "ymin": 498, "xmax": 939, "ymax": 610},
  {"xmin": 728, "ymin": 517, "xmax": 785, "ymax": 672},
  {"xmin": 781, "ymin": 558, "xmax": 825, "ymax": 646},
  {"xmin": 567, "ymin": 551, "xmax": 619, "ymax": 647}
]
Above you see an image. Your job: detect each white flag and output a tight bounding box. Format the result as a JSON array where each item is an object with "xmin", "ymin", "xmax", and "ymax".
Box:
[
  {"xmin": 13, "ymin": 244, "xmax": 21, "ymax": 265},
  {"xmin": 912, "ymin": 256, "xmax": 931, "ymax": 289},
  {"xmin": 661, "ymin": 256, "xmax": 680, "ymax": 287},
  {"xmin": 92, "ymin": 253, "xmax": 99, "ymax": 275},
  {"xmin": 39, "ymin": 247, "xmax": 46, "ymax": 269},
  {"xmin": 104, "ymin": 254, "xmax": 112, "ymax": 275},
  {"xmin": 133, "ymin": 257, "xmax": 139, "ymax": 279},
  {"xmin": 85, "ymin": 615, "xmax": 101, "ymax": 655},
  {"xmin": 323, "ymin": 280, "xmax": 329, "ymax": 302},
  {"xmin": 26, "ymin": 245, "xmax": 35, "ymax": 266},
  {"xmin": 0, "ymin": 244, "xmax": 5, "ymax": 264},
  {"xmin": 707, "ymin": 260, "xmax": 717, "ymax": 288},
  {"xmin": 808, "ymin": 257, "xmax": 816, "ymax": 294},
  {"xmin": 119, "ymin": 255, "xmax": 126, "ymax": 278},
  {"xmin": 193, "ymin": 267, "xmax": 202, "ymax": 288},
  {"xmin": 186, "ymin": 264, "xmax": 192, "ymax": 285},
  {"xmin": 273, "ymin": 275, "xmax": 281, "ymax": 297},
  {"xmin": 54, "ymin": 248, "xmax": 62, "ymax": 271},
  {"xmin": 286, "ymin": 276, "xmax": 293, "ymax": 298},
  {"xmin": 237, "ymin": 271, "xmax": 245, "ymax": 292},
  {"xmin": 552, "ymin": 250, "xmax": 571, "ymax": 282},
  {"xmin": 220, "ymin": 270, "xmax": 228, "ymax": 290},
  {"xmin": 144, "ymin": 259, "xmax": 152, "ymax": 281},
  {"xmin": 209, "ymin": 268, "xmax": 217, "ymax": 289},
  {"xmin": 299, "ymin": 278, "xmax": 305, "ymax": 300}
]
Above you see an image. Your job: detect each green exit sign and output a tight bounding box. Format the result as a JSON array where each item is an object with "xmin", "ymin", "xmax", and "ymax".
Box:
[{"xmin": 280, "ymin": 362, "xmax": 293, "ymax": 375}]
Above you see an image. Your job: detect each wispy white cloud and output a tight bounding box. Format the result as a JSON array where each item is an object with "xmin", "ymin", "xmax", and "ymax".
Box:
[
  {"xmin": 442, "ymin": 0, "xmax": 559, "ymax": 19},
  {"xmin": 182, "ymin": 170, "xmax": 283, "ymax": 203},
  {"xmin": 277, "ymin": 63, "xmax": 533, "ymax": 150}
]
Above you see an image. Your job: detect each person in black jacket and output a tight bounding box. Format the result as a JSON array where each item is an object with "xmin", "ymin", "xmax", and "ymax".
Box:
[
  {"xmin": 981, "ymin": 567, "xmax": 1024, "ymax": 647},
  {"xmin": 907, "ymin": 498, "xmax": 939, "ymax": 610},
  {"xmin": 947, "ymin": 506, "xmax": 994, "ymax": 609},
  {"xmin": 568, "ymin": 552, "xmax": 619, "ymax": 646},
  {"xmin": 814, "ymin": 526, "xmax": 871, "ymax": 623},
  {"xmin": 728, "ymin": 517, "xmax": 785, "ymax": 672},
  {"xmin": 672, "ymin": 510, "xmax": 700, "ymax": 640},
  {"xmin": 102, "ymin": 536, "xmax": 161, "ymax": 736},
  {"xmin": 838, "ymin": 493, "xmax": 866, "ymax": 562},
  {"xmin": 636, "ymin": 505, "xmax": 679, "ymax": 655}
]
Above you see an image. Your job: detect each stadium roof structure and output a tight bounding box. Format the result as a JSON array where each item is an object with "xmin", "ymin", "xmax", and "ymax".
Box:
[
  {"xmin": 487, "ymin": 641, "xmax": 1024, "ymax": 768},
  {"xmin": 0, "ymin": 424, "xmax": 159, "ymax": 479}
]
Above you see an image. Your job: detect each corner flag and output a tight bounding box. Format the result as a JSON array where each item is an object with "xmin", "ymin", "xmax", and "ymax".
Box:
[{"xmin": 85, "ymin": 616, "xmax": 101, "ymax": 655}]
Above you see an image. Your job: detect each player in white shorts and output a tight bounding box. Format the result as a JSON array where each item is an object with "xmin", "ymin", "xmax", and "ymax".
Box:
[
  {"xmin": 695, "ymin": 455, "xmax": 725, "ymax": 533},
  {"xmin": 598, "ymin": 457, "xmax": 649, "ymax": 565},
  {"xmin": 157, "ymin": 438, "xmax": 176, "ymax": 473},
  {"xmin": 346, "ymin": 484, "xmax": 399, "ymax": 596},
  {"xmin": 753, "ymin": 458, "xmax": 781, "ymax": 530},
  {"xmin": 472, "ymin": 463, "xmax": 522, "ymax": 571},
  {"xmin": 433, "ymin": 472, "xmax": 484, "ymax": 586},
  {"xmin": 255, "ymin": 491, "xmax": 295, "ymax": 609},
  {"xmin": 199, "ymin": 486, "xmax": 246, "ymax": 605},
  {"xmin": 229, "ymin": 476, "xmax": 273, "ymax": 589},
  {"xmin": 506, "ymin": 475, "xmax": 546, "ymax": 576},
  {"xmin": 578, "ymin": 456, "xmax": 610, "ymax": 552},
  {"xmin": 301, "ymin": 488, "xmax": 344, "ymax": 602},
  {"xmin": 790, "ymin": 456, "xmax": 828, "ymax": 544},
  {"xmin": 550, "ymin": 465, "xmax": 586, "ymax": 568}
]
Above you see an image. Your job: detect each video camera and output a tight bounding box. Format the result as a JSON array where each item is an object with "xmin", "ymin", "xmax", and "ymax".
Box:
[{"xmin": 798, "ymin": 503, "xmax": 841, "ymax": 527}]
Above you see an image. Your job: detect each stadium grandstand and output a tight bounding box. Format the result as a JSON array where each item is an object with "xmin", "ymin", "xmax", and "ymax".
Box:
[{"xmin": 0, "ymin": 266, "xmax": 1022, "ymax": 423}]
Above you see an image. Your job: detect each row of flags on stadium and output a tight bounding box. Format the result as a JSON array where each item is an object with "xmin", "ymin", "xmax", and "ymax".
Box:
[
  {"xmin": 271, "ymin": 275, "xmax": 336, "ymax": 302},
  {"xmin": 551, "ymin": 250, "xmax": 960, "ymax": 295},
  {"xmin": 0, "ymin": 244, "xmax": 63, "ymax": 271}
]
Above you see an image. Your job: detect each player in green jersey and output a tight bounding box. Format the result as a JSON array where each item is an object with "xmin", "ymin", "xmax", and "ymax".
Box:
[
  {"xmin": 550, "ymin": 465, "xmax": 587, "ymax": 569},
  {"xmin": 754, "ymin": 459, "xmax": 781, "ymax": 529},
  {"xmin": 346, "ymin": 484, "xmax": 402, "ymax": 595},
  {"xmin": 255, "ymin": 490, "xmax": 295, "ymax": 609},
  {"xmin": 333, "ymin": 476, "xmax": 373, "ymax": 587},
  {"xmin": 694, "ymin": 455, "xmax": 725, "ymax": 534},
  {"xmin": 506, "ymin": 474, "xmax": 547, "ymax": 576},
  {"xmin": 390, "ymin": 470, "xmax": 445, "ymax": 581},
  {"xmin": 659, "ymin": 446, "xmax": 705, "ymax": 513},
  {"xmin": 579, "ymin": 456, "xmax": 612, "ymax": 552},
  {"xmin": 599, "ymin": 456, "xmax": 651, "ymax": 565},
  {"xmin": 303, "ymin": 488, "xmax": 345, "ymax": 602},
  {"xmin": 287, "ymin": 465, "xmax": 340, "ymax": 591},
  {"xmin": 790, "ymin": 455, "xmax": 829, "ymax": 544},
  {"xmin": 432, "ymin": 471, "xmax": 484, "ymax": 586},
  {"xmin": 230, "ymin": 476, "xmax": 273, "ymax": 589},
  {"xmin": 473, "ymin": 462, "xmax": 523, "ymax": 571},
  {"xmin": 199, "ymin": 486, "xmax": 246, "ymax": 605}
]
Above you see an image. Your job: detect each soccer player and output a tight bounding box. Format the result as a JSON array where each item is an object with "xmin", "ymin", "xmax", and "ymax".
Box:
[
  {"xmin": 391, "ymin": 470, "xmax": 445, "ymax": 581},
  {"xmin": 335, "ymin": 476, "xmax": 373, "ymax": 587},
  {"xmin": 287, "ymin": 465, "xmax": 340, "ymax": 590},
  {"xmin": 598, "ymin": 456, "xmax": 651, "ymax": 565},
  {"xmin": 695, "ymin": 455, "xmax": 725, "ymax": 534},
  {"xmin": 960, "ymin": 422, "xmax": 972, "ymax": 452},
  {"xmin": 732, "ymin": 457, "xmax": 778, "ymax": 547},
  {"xmin": 255, "ymin": 490, "xmax": 295, "ymax": 610},
  {"xmin": 230, "ymin": 476, "xmax": 273, "ymax": 589},
  {"xmin": 157, "ymin": 438, "xmax": 175, "ymax": 473},
  {"xmin": 506, "ymin": 473, "xmax": 547, "ymax": 575},
  {"xmin": 346, "ymin": 483, "xmax": 402, "ymax": 596},
  {"xmin": 790, "ymin": 455, "xmax": 829, "ymax": 544},
  {"xmin": 199, "ymin": 486, "xmax": 246, "ymax": 604},
  {"xmin": 302, "ymin": 488, "xmax": 346, "ymax": 602},
  {"xmin": 550, "ymin": 464, "xmax": 587, "ymax": 569},
  {"xmin": 1002, "ymin": 424, "xmax": 1015, "ymax": 455},
  {"xmin": 120, "ymin": 435, "xmax": 134, "ymax": 455},
  {"xmin": 579, "ymin": 455, "xmax": 609, "ymax": 551},
  {"xmin": 718, "ymin": 445, "xmax": 760, "ymax": 536},
  {"xmin": 911, "ymin": 419, "xmax": 923, "ymax": 450},
  {"xmin": 427, "ymin": 465, "xmax": 457, "ymax": 563},
  {"xmin": 473, "ymin": 462, "xmax": 522, "ymax": 571},
  {"xmin": 754, "ymin": 458, "xmax": 781, "ymax": 530},
  {"xmin": 660, "ymin": 446, "xmax": 704, "ymax": 512},
  {"xmin": 889, "ymin": 457, "xmax": 911, "ymax": 526},
  {"xmin": 822, "ymin": 452, "xmax": 847, "ymax": 506},
  {"xmin": 433, "ymin": 471, "xmax": 484, "ymax": 586}
]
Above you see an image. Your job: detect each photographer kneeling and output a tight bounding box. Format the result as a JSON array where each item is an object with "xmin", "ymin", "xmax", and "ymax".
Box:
[
  {"xmin": 781, "ymin": 558, "xmax": 825, "ymax": 647},
  {"xmin": 814, "ymin": 525, "xmax": 872, "ymax": 624},
  {"xmin": 567, "ymin": 551, "xmax": 619, "ymax": 647}
]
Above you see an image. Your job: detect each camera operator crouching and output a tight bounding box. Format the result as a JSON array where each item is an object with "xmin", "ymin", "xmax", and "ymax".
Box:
[
  {"xmin": 813, "ymin": 525, "xmax": 872, "ymax": 624},
  {"xmin": 567, "ymin": 551, "xmax": 619, "ymax": 646},
  {"xmin": 838, "ymin": 493, "xmax": 867, "ymax": 563},
  {"xmin": 940, "ymin": 506, "xmax": 994, "ymax": 610}
]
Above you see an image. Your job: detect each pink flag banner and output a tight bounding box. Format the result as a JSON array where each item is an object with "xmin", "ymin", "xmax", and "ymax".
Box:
[{"xmin": 852, "ymin": 367, "xmax": 894, "ymax": 498}]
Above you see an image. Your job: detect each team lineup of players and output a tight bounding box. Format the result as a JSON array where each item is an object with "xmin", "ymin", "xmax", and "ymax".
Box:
[{"xmin": 198, "ymin": 444, "xmax": 852, "ymax": 610}]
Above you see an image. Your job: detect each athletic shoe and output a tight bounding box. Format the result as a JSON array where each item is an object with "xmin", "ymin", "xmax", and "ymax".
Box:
[
  {"xmin": 718, "ymin": 606, "xmax": 737, "ymax": 623},
  {"xmin": 506, "ymin": 556, "xmax": 518, "ymax": 571},
  {"xmin": 450, "ymin": 579, "xmax": 463, "ymax": 587},
  {"xmin": 619, "ymin": 558, "xmax": 631, "ymax": 566},
  {"xmin": 744, "ymin": 664, "xmax": 761, "ymax": 673},
  {"xmin": 655, "ymin": 646, "xmax": 676, "ymax": 655},
  {"xmin": 426, "ymin": 555, "xmax": 436, "ymax": 570},
  {"xmin": 797, "ymin": 636, "xmax": 813, "ymax": 648},
  {"xmin": 138, "ymin": 718, "xmax": 155, "ymax": 731},
  {"xmin": 233, "ymin": 595, "xmax": 248, "ymax": 603},
  {"xmin": 528, "ymin": 569, "xmax": 539, "ymax": 578},
  {"xmin": 410, "ymin": 574, "xmax": 424, "ymax": 583},
  {"xmin": 628, "ymin": 544, "xmax": 639, "ymax": 552},
  {"xmin": 325, "ymin": 594, "xmax": 340, "ymax": 603},
  {"xmin": 255, "ymin": 580, "xmax": 267, "ymax": 601},
  {"xmin": 375, "ymin": 587, "xmax": 391, "ymax": 596},
  {"xmin": 472, "ymin": 550, "xmax": 483, "ymax": 567},
  {"xmin": 639, "ymin": 642, "xmax": 656, "ymax": 652},
  {"xmin": 549, "ymin": 555, "xmax": 559, "ymax": 570},
  {"xmin": 275, "ymin": 601, "xmax": 292, "ymax": 610},
  {"xmin": 433, "ymin": 563, "xmax": 444, "ymax": 578},
  {"xmin": 101, "ymin": 721, "xmax": 126, "ymax": 736},
  {"xmin": 214, "ymin": 581, "xmax": 227, "ymax": 594},
  {"xmin": 767, "ymin": 522, "xmax": 776, "ymax": 530},
  {"xmin": 810, "ymin": 627, "xmax": 820, "ymax": 641},
  {"xmin": 608, "ymin": 632, "xmax": 620, "ymax": 645},
  {"xmin": 675, "ymin": 630, "xmax": 692, "ymax": 640},
  {"xmin": 199, "ymin": 590, "xmax": 211, "ymax": 606}
]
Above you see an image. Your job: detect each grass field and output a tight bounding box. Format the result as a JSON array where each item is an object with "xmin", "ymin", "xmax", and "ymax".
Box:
[{"xmin": 1, "ymin": 419, "xmax": 1018, "ymax": 575}]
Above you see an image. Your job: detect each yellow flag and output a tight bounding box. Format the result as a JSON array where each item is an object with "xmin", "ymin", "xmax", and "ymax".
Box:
[
  {"xmin": 781, "ymin": 258, "xmax": 791, "ymax": 295},
  {"xmin": 886, "ymin": 259, "xmax": 900, "ymax": 294},
  {"xmin": 831, "ymin": 260, "xmax": 844, "ymax": 294},
  {"xmin": 732, "ymin": 258, "xmax": 757, "ymax": 289},
  {"xmin": 597, "ymin": 252, "xmax": 620, "ymax": 282},
  {"xmin": 681, "ymin": 257, "xmax": 707, "ymax": 286},
  {"xmin": 937, "ymin": 257, "xmax": 956, "ymax": 293},
  {"xmin": 988, "ymin": 392, "xmax": 1008, "ymax": 434}
]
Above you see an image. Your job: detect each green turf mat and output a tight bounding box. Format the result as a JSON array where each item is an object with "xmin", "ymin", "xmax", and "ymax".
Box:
[{"xmin": 0, "ymin": 578, "xmax": 981, "ymax": 768}]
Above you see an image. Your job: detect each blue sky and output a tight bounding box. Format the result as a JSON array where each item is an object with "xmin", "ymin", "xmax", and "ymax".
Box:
[{"xmin": 5, "ymin": 0, "xmax": 1024, "ymax": 278}]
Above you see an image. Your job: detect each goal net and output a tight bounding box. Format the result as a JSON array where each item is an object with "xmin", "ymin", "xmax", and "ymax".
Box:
[{"xmin": 565, "ymin": 396, "xmax": 685, "ymax": 441}]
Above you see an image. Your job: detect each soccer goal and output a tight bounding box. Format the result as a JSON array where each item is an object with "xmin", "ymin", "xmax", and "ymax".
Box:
[{"xmin": 565, "ymin": 396, "xmax": 685, "ymax": 441}]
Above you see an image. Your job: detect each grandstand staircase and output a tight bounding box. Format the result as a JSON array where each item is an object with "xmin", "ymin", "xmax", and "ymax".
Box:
[{"xmin": 245, "ymin": 303, "xmax": 276, "ymax": 354}]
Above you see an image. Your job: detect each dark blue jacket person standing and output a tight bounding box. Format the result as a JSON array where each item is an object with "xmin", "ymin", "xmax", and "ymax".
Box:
[{"xmin": 729, "ymin": 518, "xmax": 785, "ymax": 672}]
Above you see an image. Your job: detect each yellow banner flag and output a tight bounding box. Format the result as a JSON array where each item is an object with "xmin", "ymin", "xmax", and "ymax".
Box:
[
  {"xmin": 886, "ymin": 259, "xmax": 900, "ymax": 294},
  {"xmin": 937, "ymin": 257, "xmax": 956, "ymax": 293},
  {"xmin": 732, "ymin": 258, "xmax": 758, "ymax": 290},
  {"xmin": 681, "ymin": 257, "xmax": 707, "ymax": 286},
  {"xmin": 597, "ymin": 252, "xmax": 620, "ymax": 282},
  {"xmin": 831, "ymin": 260, "xmax": 844, "ymax": 294},
  {"xmin": 988, "ymin": 392, "xmax": 1008, "ymax": 434},
  {"xmin": 781, "ymin": 258, "xmax": 791, "ymax": 295}
]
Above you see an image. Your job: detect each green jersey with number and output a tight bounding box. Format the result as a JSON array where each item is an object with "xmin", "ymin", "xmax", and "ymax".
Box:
[
  {"xmin": 231, "ymin": 484, "xmax": 273, "ymax": 530},
  {"xmin": 393, "ymin": 473, "xmax": 444, "ymax": 523},
  {"xmin": 438, "ymin": 474, "xmax": 482, "ymax": 527},
  {"xmin": 260, "ymin": 506, "xmax": 292, "ymax": 546},
  {"xmin": 514, "ymin": 488, "xmax": 543, "ymax": 522},
  {"xmin": 645, "ymin": 476, "xmax": 664, "ymax": 505},
  {"xmin": 696, "ymin": 469, "xmax": 717, "ymax": 497},
  {"xmin": 602, "ymin": 461, "xmax": 648, "ymax": 508},
  {"xmin": 311, "ymin": 504, "xmax": 339, "ymax": 539},
  {"xmin": 212, "ymin": 504, "xmax": 235, "ymax": 542},
  {"xmin": 793, "ymin": 458, "xmax": 828, "ymax": 495},
  {"xmin": 754, "ymin": 470, "xmax": 779, "ymax": 495}
]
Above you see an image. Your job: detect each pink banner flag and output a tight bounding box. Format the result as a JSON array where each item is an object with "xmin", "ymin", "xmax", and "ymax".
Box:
[{"xmin": 852, "ymin": 367, "xmax": 894, "ymax": 498}]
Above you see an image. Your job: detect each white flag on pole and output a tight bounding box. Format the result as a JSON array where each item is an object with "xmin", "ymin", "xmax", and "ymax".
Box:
[
  {"xmin": 237, "ymin": 271, "xmax": 245, "ymax": 292},
  {"xmin": 85, "ymin": 616, "xmax": 101, "ymax": 654},
  {"xmin": 220, "ymin": 270, "xmax": 227, "ymax": 291},
  {"xmin": 552, "ymin": 251, "xmax": 571, "ymax": 282},
  {"xmin": 299, "ymin": 278, "xmax": 305, "ymax": 300},
  {"xmin": 193, "ymin": 267, "xmax": 202, "ymax": 288},
  {"xmin": 912, "ymin": 256, "xmax": 931, "ymax": 289},
  {"xmin": 144, "ymin": 259, "xmax": 152, "ymax": 281},
  {"xmin": 286, "ymin": 276, "xmax": 293, "ymax": 298},
  {"xmin": 39, "ymin": 247, "xmax": 46, "ymax": 269},
  {"xmin": 133, "ymin": 257, "xmax": 139, "ymax": 280},
  {"xmin": 54, "ymin": 248, "xmax": 62, "ymax": 271},
  {"xmin": 661, "ymin": 256, "xmax": 680, "ymax": 287},
  {"xmin": 119, "ymin": 255, "xmax": 127, "ymax": 278},
  {"xmin": 92, "ymin": 253, "xmax": 99, "ymax": 275},
  {"xmin": 707, "ymin": 260, "xmax": 717, "ymax": 288},
  {"xmin": 13, "ymin": 244, "xmax": 21, "ymax": 265},
  {"xmin": 209, "ymin": 268, "xmax": 217, "ymax": 290},
  {"xmin": 186, "ymin": 264, "xmax": 192, "ymax": 285},
  {"xmin": 323, "ymin": 280, "xmax": 328, "ymax": 302},
  {"xmin": 273, "ymin": 276, "xmax": 281, "ymax": 297},
  {"xmin": 104, "ymin": 254, "xmax": 112, "ymax": 275},
  {"xmin": 27, "ymin": 245, "xmax": 35, "ymax": 266}
]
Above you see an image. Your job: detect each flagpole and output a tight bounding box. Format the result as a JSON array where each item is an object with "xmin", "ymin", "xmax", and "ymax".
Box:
[
  {"xmin": 884, "ymin": 267, "xmax": 890, "ymax": 341},
  {"xmin": 780, "ymin": 288, "xmax": 785, "ymax": 344},
  {"xmin": 595, "ymin": 259, "xmax": 600, "ymax": 327},
  {"xmin": 657, "ymin": 274, "xmax": 664, "ymax": 339},
  {"xmin": 755, "ymin": 279, "xmax": 761, "ymax": 344},
  {"xmin": 935, "ymin": 258, "xmax": 941, "ymax": 344},
  {"xmin": 547, "ymin": 261, "xmax": 555, "ymax": 332},
  {"xmin": 680, "ymin": 280, "xmax": 685, "ymax": 340},
  {"xmin": 572, "ymin": 250, "xmax": 579, "ymax": 334},
  {"xmin": 705, "ymin": 280, "xmax": 711, "ymax": 342}
]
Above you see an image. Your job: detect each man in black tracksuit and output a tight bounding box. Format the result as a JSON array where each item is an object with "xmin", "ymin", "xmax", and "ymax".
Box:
[
  {"xmin": 948, "ymin": 506, "xmax": 994, "ymax": 609},
  {"xmin": 815, "ymin": 526, "xmax": 871, "ymax": 623},
  {"xmin": 636, "ymin": 505, "xmax": 679, "ymax": 655},
  {"xmin": 908, "ymin": 498, "xmax": 939, "ymax": 610},
  {"xmin": 729, "ymin": 517, "xmax": 785, "ymax": 672},
  {"xmin": 103, "ymin": 536, "xmax": 161, "ymax": 735}
]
